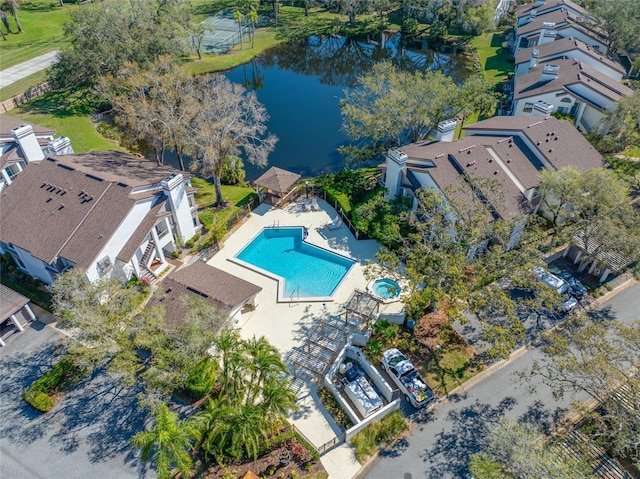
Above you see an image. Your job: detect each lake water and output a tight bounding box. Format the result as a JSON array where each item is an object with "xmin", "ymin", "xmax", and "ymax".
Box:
[{"xmin": 222, "ymin": 34, "xmax": 472, "ymax": 180}]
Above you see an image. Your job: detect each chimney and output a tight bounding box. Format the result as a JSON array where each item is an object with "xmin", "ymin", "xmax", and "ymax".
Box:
[
  {"xmin": 384, "ymin": 148, "xmax": 408, "ymax": 200},
  {"xmin": 538, "ymin": 22, "xmax": 557, "ymax": 45},
  {"xmin": 161, "ymin": 173, "xmax": 197, "ymax": 243},
  {"xmin": 47, "ymin": 136, "xmax": 74, "ymax": 156},
  {"xmin": 436, "ymin": 119, "xmax": 457, "ymax": 142},
  {"xmin": 11, "ymin": 124, "xmax": 44, "ymax": 163},
  {"xmin": 532, "ymin": 100, "xmax": 554, "ymax": 116},
  {"xmin": 527, "ymin": 9, "xmax": 537, "ymax": 23},
  {"xmin": 540, "ymin": 64, "xmax": 560, "ymax": 83},
  {"xmin": 530, "ymin": 47, "xmax": 539, "ymax": 70}
]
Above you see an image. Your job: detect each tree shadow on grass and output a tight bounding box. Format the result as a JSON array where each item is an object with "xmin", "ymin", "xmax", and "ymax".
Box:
[
  {"xmin": 18, "ymin": 88, "xmax": 95, "ymax": 117},
  {"xmin": 420, "ymin": 396, "xmax": 517, "ymax": 479}
]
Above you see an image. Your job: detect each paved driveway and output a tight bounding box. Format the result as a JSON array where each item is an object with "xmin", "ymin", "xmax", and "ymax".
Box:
[{"xmin": 0, "ymin": 321, "xmax": 150, "ymax": 479}]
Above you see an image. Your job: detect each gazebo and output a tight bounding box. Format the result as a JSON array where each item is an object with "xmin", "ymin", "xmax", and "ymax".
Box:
[{"xmin": 253, "ymin": 166, "xmax": 301, "ymax": 207}]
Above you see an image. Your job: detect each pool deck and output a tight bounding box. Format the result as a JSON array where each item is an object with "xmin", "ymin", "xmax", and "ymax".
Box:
[{"xmin": 206, "ymin": 197, "xmax": 403, "ymax": 479}]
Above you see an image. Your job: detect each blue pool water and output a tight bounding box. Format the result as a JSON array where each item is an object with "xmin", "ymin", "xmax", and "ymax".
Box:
[
  {"xmin": 235, "ymin": 227, "xmax": 355, "ymax": 299},
  {"xmin": 371, "ymin": 278, "xmax": 401, "ymax": 300}
]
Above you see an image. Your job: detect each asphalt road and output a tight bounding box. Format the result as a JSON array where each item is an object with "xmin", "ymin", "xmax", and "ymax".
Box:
[
  {"xmin": 0, "ymin": 322, "xmax": 149, "ymax": 479},
  {"xmin": 362, "ymin": 281, "xmax": 640, "ymax": 479}
]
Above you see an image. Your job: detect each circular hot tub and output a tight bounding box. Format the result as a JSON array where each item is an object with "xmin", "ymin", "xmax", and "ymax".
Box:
[{"xmin": 368, "ymin": 278, "xmax": 402, "ymax": 303}]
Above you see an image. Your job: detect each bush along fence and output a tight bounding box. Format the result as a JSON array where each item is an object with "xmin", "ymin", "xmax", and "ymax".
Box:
[{"xmin": 318, "ymin": 188, "xmax": 367, "ymax": 240}]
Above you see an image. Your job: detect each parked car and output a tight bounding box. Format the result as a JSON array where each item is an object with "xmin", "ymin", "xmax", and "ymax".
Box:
[
  {"xmin": 381, "ymin": 348, "xmax": 435, "ymax": 408},
  {"xmin": 533, "ymin": 266, "xmax": 568, "ymax": 294},
  {"xmin": 557, "ymin": 272, "xmax": 588, "ymax": 300},
  {"xmin": 560, "ymin": 294, "xmax": 578, "ymax": 313}
]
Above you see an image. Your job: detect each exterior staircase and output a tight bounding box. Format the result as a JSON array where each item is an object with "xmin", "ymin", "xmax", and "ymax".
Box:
[
  {"xmin": 140, "ymin": 240, "xmax": 156, "ymax": 266},
  {"xmin": 139, "ymin": 267, "xmax": 157, "ymax": 285}
]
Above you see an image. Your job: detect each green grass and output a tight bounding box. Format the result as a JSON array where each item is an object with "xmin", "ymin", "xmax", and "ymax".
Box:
[
  {"xmin": 351, "ymin": 411, "xmax": 407, "ymax": 463},
  {"xmin": 621, "ymin": 145, "xmax": 640, "ymax": 159},
  {"xmin": 192, "ymin": 177, "xmax": 257, "ymax": 230},
  {"xmin": 9, "ymin": 90, "xmax": 122, "ymax": 152},
  {"xmin": 183, "ymin": 29, "xmax": 281, "ymax": 75},
  {"xmin": 0, "ymin": 70, "xmax": 48, "ymax": 102},
  {"xmin": 421, "ymin": 333, "xmax": 484, "ymax": 396},
  {"xmin": 0, "ymin": 0, "xmax": 73, "ymax": 69},
  {"xmin": 469, "ymin": 31, "xmax": 513, "ymax": 88}
]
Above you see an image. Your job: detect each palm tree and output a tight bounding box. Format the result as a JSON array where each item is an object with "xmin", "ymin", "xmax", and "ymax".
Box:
[
  {"xmin": 233, "ymin": 10, "xmax": 245, "ymax": 50},
  {"xmin": 246, "ymin": 6, "xmax": 258, "ymax": 49},
  {"xmin": 244, "ymin": 335, "xmax": 287, "ymax": 405},
  {"xmin": 131, "ymin": 402, "xmax": 200, "ymax": 479},
  {"xmin": 199, "ymin": 399, "xmax": 271, "ymax": 462}
]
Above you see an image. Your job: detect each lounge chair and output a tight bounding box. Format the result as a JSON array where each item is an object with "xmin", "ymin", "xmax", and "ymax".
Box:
[
  {"xmin": 311, "ymin": 197, "xmax": 321, "ymax": 211},
  {"xmin": 327, "ymin": 215, "xmax": 342, "ymax": 230}
]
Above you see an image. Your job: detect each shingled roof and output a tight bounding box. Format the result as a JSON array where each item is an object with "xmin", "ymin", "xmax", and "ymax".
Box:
[
  {"xmin": 254, "ymin": 166, "xmax": 301, "ymax": 194},
  {"xmin": 169, "ymin": 262, "xmax": 262, "ymax": 311},
  {"xmin": 463, "ymin": 116, "xmax": 607, "ymax": 172},
  {"xmin": 0, "ymin": 158, "xmax": 136, "ymax": 268},
  {"xmin": 0, "ymin": 114, "xmax": 55, "ymax": 139},
  {"xmin": 516, "ymin": 0, "xmax": 588, "ymax": 19},
  {"xmin": 514, "ymin": 58, "xmax": 633, "ymax": 104},
  {"xmin": 515, "ymin": 37, "xmax": 625, "ymax": 75},
  {"xmin": 56, "ymin": 151, "xmax": 180, "ymax": 188},
  {"xmin": 0, "ymin": 284, "xmax": 30, "ymax": 322},
  {"xmin": 148, "ymin": 262, "xmax": 262, "ymax": 327}
]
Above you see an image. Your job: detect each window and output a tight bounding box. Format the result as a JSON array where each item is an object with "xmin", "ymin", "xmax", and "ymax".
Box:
[
  {"xmin": 560, "ymin": 97, "xmax": 572, "ymax": 103},
  {"xmin": 557, "ymin": 107, "xmax": 568, "ymax": 115},
  {"xmin": 523, "ymin": 102, "xmax": 534, "ymax": 113}
]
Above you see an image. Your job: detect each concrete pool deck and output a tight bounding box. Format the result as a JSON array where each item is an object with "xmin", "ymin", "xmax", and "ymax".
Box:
[{"xmin": 206, "ymin": 197, "xmax": 403, "ymax": 479}]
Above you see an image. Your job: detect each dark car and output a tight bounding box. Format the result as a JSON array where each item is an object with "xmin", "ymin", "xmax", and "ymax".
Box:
[{"xmin": 558, "ymin": 272, "xmax": 588, "ymax": 299}]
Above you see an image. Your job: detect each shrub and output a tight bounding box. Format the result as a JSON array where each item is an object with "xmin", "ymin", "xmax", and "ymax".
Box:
[
  {"xmin": 317, "ymin": 388, "xmax": 353, "ymax": 430},
  {"xmin": 185, "ymin": 358, "xmax": 217, "ymax": 399},
  {"xmin": 351, "ymin": 411, "xmax": 407, "ymax": 462},
  {"xmin": 23, "ymin": 353, "xmax": 86, "ymax": 413},
  {"xmin": 24, "ymin": 390, "xmax": 54, "ymax": 412}
]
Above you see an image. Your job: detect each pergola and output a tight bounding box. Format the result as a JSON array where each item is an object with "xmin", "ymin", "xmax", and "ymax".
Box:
[
  {"xmin": 343, "ymin": 289, "xmax": 383, "ymax": 329},
  {"xmin": 253, "ymin": 166, "xmax": 301, "ymax": 207}
]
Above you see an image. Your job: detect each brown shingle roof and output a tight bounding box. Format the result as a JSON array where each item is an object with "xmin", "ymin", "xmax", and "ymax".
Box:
[
  {"xmin": 516, "ymin": 9, "xmax": 606, "ymax": 42},
  {"xmin": 253, "ymin": 166, "xmax": 301, "ymax": 193},
  {"xmin": 515, "ymin": 37, "xmax": 625, "ymax": 75},
  {"xmin": 516, "ymin": 0, "xmax": 588, "ymax": 19},
  {"xmin": 463, "ymin": 116, "xmax": 607, "ymax": 172},
  {"xmin": 514, "ymin": 58, "xmax": 633, "ymax": 104},
  {"xmin": 399, "ymin": 137, "xmax": 531, "ymax": 219},
  {"xmin": 0, "ymin": 284, "xmax": 30, "ymax": 321},
  {"xmin": 0, "ymin": 158, "xmax": 135, "ymax": 268},
  {"xmin": 168, "ymin": 262, "xmax": 262, "ymax": 311},
  {"xmin": 0, "ymin": 114, "xmax": 55, "ymax": 138},
  {"xmin": 55, "ymin": 151, "xmax": 179, "ymax": 188},
  {"xmin": 116, "ymin": 199, "xmax": 168, "ymax": 262}
]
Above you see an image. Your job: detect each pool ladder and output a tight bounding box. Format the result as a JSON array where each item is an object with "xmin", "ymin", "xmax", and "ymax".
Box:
[
  {"xmin": 289, "ymin": 286, "xmax": 300, "ymax": 304},
  {"xmin": 272, "ymin": 220, "xmax": 280, "ymax": 228}
]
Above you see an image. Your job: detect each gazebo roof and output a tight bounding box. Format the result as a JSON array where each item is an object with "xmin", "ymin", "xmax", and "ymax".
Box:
[
  {"xmin": 344, "ymin": 289, "xmax": 383, "ymax": 321},
  {"xmin": 254, "ymin": 166, "xmax": 301, "ymax": 194}
]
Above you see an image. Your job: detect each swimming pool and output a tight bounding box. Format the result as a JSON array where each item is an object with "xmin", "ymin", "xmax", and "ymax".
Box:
[{"xmin": 233, "ymin": 227, "xmax": 356, "ymax": 301}]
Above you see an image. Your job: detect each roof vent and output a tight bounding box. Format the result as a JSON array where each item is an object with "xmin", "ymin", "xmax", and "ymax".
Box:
[
  {"xmin": 58, "ymin": 204, "xmax": 65, "ymax": 210},
  {"xmin": 549, "ymin": 148, "xmax": 553, "ymax": 153},
  {"xmin": 467, "ymin": 161, "xmax": 476, "ymax": 167},
  {"xmin": 47, "ymin": 196, "xmax": 53, "ymax": 203},
  {"xmin": 494, "ymin": 170, "xmax": 499, "ymax": 175},
  {"xmin": 507, "ymin": 158, "xmax": 512, "ymax": 163},
  {"xmin": 488, "ymin": 158, "xmax": 493, "ymax": 163}
]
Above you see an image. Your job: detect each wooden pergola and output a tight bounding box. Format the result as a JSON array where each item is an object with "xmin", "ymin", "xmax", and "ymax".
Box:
[
  {"xmin": 343, "ymin": 289, "xmax": 383, "ymax": 329},
  {"xmin": 253, "ymin": 166, "xmax": 301, "ymax": 207}
]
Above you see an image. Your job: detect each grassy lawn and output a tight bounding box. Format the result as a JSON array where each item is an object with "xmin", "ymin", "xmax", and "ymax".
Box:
[
  {"xmin": 0, "ymin": 0, "xmax": 72, "ymax": 69},
  {"xmin": 420, "ymin": 336, "xmax": 484, "ymax": 396},
  {"xmin": 621, "ymin": 145, "xmax": 640, "ymax": 159},
  {"xmin": 9, "ymin": 90, "xmax": 122, "ymax": 152},
  {"xmin": 0, "ymin": 70, "xmax": 48, "ymax": 102},
  {"xmin": 469, "ymin": 31, "xmax": 513, "ymax": 88},
  {"xmin": 191, "ymin": 177, "xmax": 257, "ymax": 231}
]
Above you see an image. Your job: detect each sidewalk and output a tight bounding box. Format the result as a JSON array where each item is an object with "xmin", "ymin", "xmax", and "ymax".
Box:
[{"xmin": 0, "ymin": 51, "xmax": 59, "ymax": 88}]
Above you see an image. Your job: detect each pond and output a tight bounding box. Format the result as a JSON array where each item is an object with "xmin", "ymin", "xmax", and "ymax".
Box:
[{"xmin": 222, "ymin": 33, "xmax": 473, "ymax": 180}]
